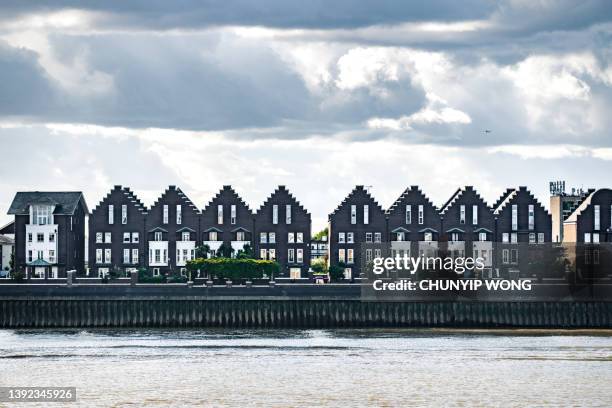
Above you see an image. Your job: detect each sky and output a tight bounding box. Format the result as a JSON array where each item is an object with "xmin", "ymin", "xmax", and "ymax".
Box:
[{"xmin": 1, "ymin": 1, "xmax": 612, "ymax": 231}]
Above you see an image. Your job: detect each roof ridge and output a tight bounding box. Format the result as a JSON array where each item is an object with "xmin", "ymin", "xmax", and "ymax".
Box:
[
  {"xmin": 330, "ymin": 185, "xmax": 385, "ymax": 219},
  {"xmin": 387, "ymin": 185, "xmax": 438, "ymax": 215},
  {"xmin": 256, "ymin": 185, "xmax": 311, "ymax": 216},
  {"xmin": 202, "ymin": 185, "xmax": 252, "ymax": 213}
]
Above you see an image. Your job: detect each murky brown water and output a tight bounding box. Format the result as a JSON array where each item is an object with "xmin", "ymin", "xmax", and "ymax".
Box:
[{"xmin": 0, "ymin": 329, "xmax": 611, "ymax": 407}]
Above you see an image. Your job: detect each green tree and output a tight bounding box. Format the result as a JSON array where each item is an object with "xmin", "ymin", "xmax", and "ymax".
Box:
[
  {"xmin": 329, "ymin": 264, "xmax": 345, "ymax": 282},
  {"xmin": 195, "ymin": 244, "xmax": 210, "ymax": 259},
  {"xmin": 236, "ymin": 244, "xmax": 254, "ymax": 259},
  {"xmin": 216, "ymin": 243, "xmax": 234, "ymax": 258},
  {"xmin": 311, "ymin": 258, "xmax": 328, "ymax": 275},
  {"xmin": 313, "ymin": 228, "xmax": 328, "ymax": 241}
]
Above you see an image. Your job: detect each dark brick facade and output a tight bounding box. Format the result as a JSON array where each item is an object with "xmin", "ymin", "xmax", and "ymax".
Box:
[{"xmin": 254, "ymin": 186, "xmax": 311, "ymax": 278}]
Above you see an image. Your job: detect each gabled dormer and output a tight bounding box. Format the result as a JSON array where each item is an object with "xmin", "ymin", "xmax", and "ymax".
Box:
[{"xmin": 387, "ymin": 186, "xmax": 440, "ymax": 242}]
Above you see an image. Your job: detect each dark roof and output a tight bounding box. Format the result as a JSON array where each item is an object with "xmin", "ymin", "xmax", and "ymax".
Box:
[
  {"xmin": 0, "ymin": 221, "xmax": 14, "ymax": 234},
  {"xmin": 7, "ymin": 192, "xmax": 88, "ymax": 216}
]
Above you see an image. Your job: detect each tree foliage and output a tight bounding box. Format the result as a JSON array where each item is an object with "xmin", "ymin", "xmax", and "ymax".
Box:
[
  {"xmin": 312, "ymin": 228, "xmax": 328, "ymax": 241},
  {"xmin": 186, "ymin": 258, "xmax": 280, "ymax": 280}
]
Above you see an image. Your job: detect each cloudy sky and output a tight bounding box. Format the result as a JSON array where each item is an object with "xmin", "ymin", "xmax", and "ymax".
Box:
[{"xmin": 1, "ymin": 1, "xmax": 612, "ymax": 230}]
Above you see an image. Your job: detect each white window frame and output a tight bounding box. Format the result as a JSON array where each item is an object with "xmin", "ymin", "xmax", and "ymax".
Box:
[
  {"xmin": 182, "ymin": 231, "xmax": 191, "ymax": 242},
  {"xmin": 132, "ymin": 232, "xmax": 139, "ymax": 243},
  {"xmin": 260, "ymin": 249, "xmax": 267, "ymax": 260},
  {"xmin": 472, "ymin": 205, "xmax": 478, "ymax": 225},
  {"xmin": 405, "ymin": 205, "xmax": 411, "ymax": 224},
  {"xmin": 350, "ymin": 205, "xmax": 357, "ymax": 225},
  {"xmin": 296, "ymin": 233, "xmax": 303, "ymax": 243},
  {"xmin": 365, "ymin": 232, "xmax": 372, "ymax": 243},
  {"xmin": 363, "ymin": 205, "xmax": 369, "ymax": 225},
  {"xmin": 347, "ymin": 248, "xmax": 354, "ymax": 264},
  {"xmin": 260, "ymin": 232, "xmax": 267, "ymax": 244},
  {"xmin": 105, "ymin": 232, "xmax": 112, "ymax": 243},
  {"xmin": 154, "ymin": 231, "xmax": 163, "ymax": 241},
  {"xmin": 176, "ymin": 205, "xmax": 182, "ymax": 225},
  {"xmin": 268, "ymin": 248, "xmax": 276, "ymax": 260},
  {"xmin": 288, "ymin": 233, "xmax": 295, "ymax": 243},
  {"xmin": 288, "ymin": 248, "xmax": 295, "ymax": 263},
  {"xmin": 594, "ymin": 205, "xmax": 600, "ymax": 231},
  {"xmin": 209, "ymin": 231, "xmax": 218, "ymax": 241},
  {"xmin": 347, "ymin": 232, "xmax": 354, "ymax": 244},
  {"xmin": 528, "ymin": 204, "xmax": 535, "ymax": 231},
  {"xmin": 338, "ymin": 249, "xmax": 346, "ymax": 263},
  {"xmin": 286, "ymin": 204, "xmax": 292, "ymax": 224},
  {"xmin": 272, "ymin": 205, "xmax": 279, "ymax": 225},
  {"xmin": 96, "ymin": 249, "xmax": 102, "ymax": 264},
  {"xmin": 122, "ymin": 204, "xmax": 128, "ymax": 224},
  {"xmin": 538, "ymin": 233, "xmax": 544, "ymax": 243},
  {"xmin": 296, "ymin": 248, "xmax": 303, "ymax": 264},
  {"xmin": 132, "ymin": 249, "xmax": 138, "ymax": 264},
  {"xmin": 374, "ymin": 232, "xmax": 381, "ymax": 243},
  {"xmin": 108, "ymin": 205, "xmax": 114, "ymax": 225},
  {"xmin": 123, "ymin": 232, "xmax": 131, "ymax": 243},
  {"xmin": 269, "ymin": 232, "xmax": 276, "ymax": 244},
  {"xmin": 163, "ymin": 205, "xmax": 169, "ymax": 224},
  {"xmin": 424, "ymin": 232, "xmax": 432, "ymax": 242},
  {"xmin": 338, "ymin": 232, "xmax": 345, "ymax": 243},
  {"xmin": 460, "ymin": 205, "xmax": 466, "ymax": 224},
  {"xmin": 217, "ymin": 205, "xmax": 223, "ymax": 224},
  {"xmin": 502, "ymin": 233, "xmax": 509, "ymax": 243},
  {"xmin": 584, "ymin": 233, "xmax": 591, "ymax": 243},
  {"xmin": 104, "ymin": 248, "xmax": 111, "ymax": 264},
  {"xmin": 479, "ymin": 232, "xmax": 487, "ymax": 242},
  {"xmin": 418, "ymin": 205, "xmax": 424, "ymax": 225},
  {"xmin": 124, "ymin": 249, "xmax": 130, "ymax": 264},
  {"xmin": 512, "ymin": 204, "xmax": 518, "ymax": 231},
  {"xmin": 231, "ymin": 205, "xmax": 236, "ymax": 225}
]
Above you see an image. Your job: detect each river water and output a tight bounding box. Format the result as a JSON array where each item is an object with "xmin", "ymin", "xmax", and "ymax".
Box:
[{"xmin": 0, "ymin": 329, "xmax": 611, "ymax": 407}]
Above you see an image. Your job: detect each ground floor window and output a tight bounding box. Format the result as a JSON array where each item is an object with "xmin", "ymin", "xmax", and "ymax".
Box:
[
  {"xmin": 344, "ymin": 268, "xmax": 352, "ymax": 280},
  {"xmin": 153, "ymin": 268, "xmax": 160, "ymax": 277},
  {"xmin": 180, "ymin": 268, "xmax": 187, "ymax": 277},
  {"xmin": 289, "ymin": 268, "xmax": 301, "ymax": 279},
  {"xmin": 33, "ymin": 267, "xmax": 45, "ymax": 279},
  {"xmin": 98, "ymin": 268, "xmax": 109, "ymax": 278}
]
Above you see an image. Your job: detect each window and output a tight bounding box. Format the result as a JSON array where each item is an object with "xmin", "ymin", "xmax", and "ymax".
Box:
[
  {"xmin": 260, "ymin": 249, "xmax": 267, "ymax": 260},
  {"xmin": 217, "ymin": 205, "xmax": 223, "ymax": 224},
  {"xmin": 405, "ymin": 205, "xmax": 412, "ymax": 224},
  {"xmin": 132, "ymin": 232, "xmax": 139, "ymax": 243},
  {"xmin": 154, "ymin": 231, "xmax": 163, "ymax": 241},
  {"xmin": 153, "ymin": 268, "xmax": 160, "ymax": 277},
  {"xmin": 351, "ymin": 205, "xmax": 357, "ymax": 225},
  {"xmin": 510, "ymin": 249, "xmax": 518, "ymax": 263},
  {"xmin": 163, "ymin": 205, "xmax": 169, "ymax": 224},
  {"xmin": 231, "ymin": 205, "xmax": 236, "ymax": 224},
  {"xmin": 269, "ymin": 232, "xmax": 276, "ymax": 244},
  {"xmin": 105, "ymin": 232, "xmax": 112, "ymax": 243},
  {"xmin": 154, "ymin": 249, "xmax": 161, "ymax": 263},
  {"xmin": 460, "ymin": 205, "xmax": 466, "ymax": 224},
  {"xmin": 288, "ymin": 248, "xmax": 295, "ymax": 263},
  {"xmin": 594, "ymin": 205, "xmax": 600, "ymax": 231},
  {"xmin": 48, "ymin": 250, "xmax": 55, "ymax": 263},
  {"xmin": 451, "ymin": 233, "xmax": 459, "ymax": 242},
  {"xmin": 98, "ymin": 268, "xmax": 109, "ymax": 278},
  {"xmin": 269, "ymin": 249, "xmax": 276, "ymax": 260},
  {"xmin": 502, "ymin": 233, "xmax": 509, "ymax": 243},
  {"xmin": 96, "ymin": 249, "xmax": 102, "ymax": 263},
  {"xmin": 209, "ymin": 231, "xmax": 218, "ymax": 241},
  {"xmin": 528, "ymin": 204, "xmax": 534, "ymax": 230},
  {"xmin": 396, "ymin": 232, "xmax": 405, "ymax": 241},
  {"xmin": 338, "ymin": 232, "xmax": 345, "ymax": 243},
  {"xmin": 122, "ymin": 205, "xmax": 128, "ymax": 224},
  {"xmin": 511, "ymin": 205, "xmax": 518, "ymax": 231},
  {"xmin": 108, "ymin": 205, "xmax": 114, "ymax": 224},
  {"xmin": 585, "ymin": 249, "xmax": 591, "ymax": 265},
  {"xmin": 594, "ymin": 249, "xmax": 600, "ymax": 265},
  {"xmin": 236, "ymin": 231, "xmax": 245, "ymax": 241},
  {"xmin": 472, "ymin": 205, "xmax": 478, "ymax": 225},
  {"xmin": 593, "ymin": 233, "xmax": 600, "ymax": 244},
  {"xmin": 290, "ymin": 268, "xmax": 301, "ymax": 279},
  {"xmin": 32, "ymin": 205, "xmax": 53, "ymax": 225},
  {"xmin": 272, "ymin": 205, "xmax": 278, "ymax": 225},
  {"xmin": 347, "ymin": 232, "xmax": 354, "ymax": 244},
  {"xmin": 366, "ymin": 249, "xmax": 373, "ymax": 262},
  {"xmin": 418, "ymin": 205, "xmax": 424, "ymax": 225},
  {"xmin": 529, "ymin": 233, "xmax": 536, "ymax": 244},
  {"xmin": 584, "ymin": 233, "xmax": 591, "ymax": 243},
  {"xmin": 176, "ymin": 205, "xmax": 182, "ymax": 225},
  {"xmin": 538, "ymin": 233, "xmax": 544, "ymax": 243},
  {"xmin": 297, "ymin": 248, "xmax": 303, "ymax": 263},
  {"xmin": 37, "ymin": 233, "xmax": 44, "ymax": 242},
  {"xmin": 288, "ymin": 233, "xmax": 295, "ymax": 243},
  {"xmin": 260, "ymin": 232, "xmax": 267, "ymax": 243},
  {"xmin": 132, "ymin": 249, "xmax": 138, "ymax": 264},
  {"xmin": 363, "ymin": 205, "xmax": 369, "ymax": 224},
  {"xmin": 374, "ymin": 232, "xmax": 382, "ymax": 243},
  {"xmin": 49, "ymin": 233, "xmax": 55, "ymax": 243},
  {"xmin": 424, "ymin": 232, "xmax": 432, "ymax": 242},
  {"xmin": 502, "ymin": 249, "xmax": 509, "ymax": 264},
  {"xmin": 296, "ymin": 233, "xmax": 303, "ymax": 243},
  {"xmin": 182, "ymin": 232, "xmax": 190, "ymax": 241},
  {"xmin": 124, "ymin": 232, "xmax": 131, "ymax": 243},
  {"xmin": 338, "ymin": 249, "xmax": 346, "ymax": 263},
  {"xmin": 28, "ymin": 233, "xmax": 32, "ymax": 243},
  {"xmin": 347, "ymin": 249, "xmax": 354, "ymax": 264},
  {"xmin": 104, "ymin": 248, "xmax": 111, "ymax": 264},
  {"xmin": 479, "ymin": 232, "xmax": 487, "ymax": 242},
  {"xmin": 124, "ymin": 249, "xmax": 130, "ymax": 264},
  {"xmin": 375, "ymin": 249, "xmax": 381, "ymax": 258},
  {"xmin": 286, "ymin": 204, "xmax": 292, "ymax": 224},
  {"xmin": 511, "ymin": 233, "xmax": 517, "ymax": 244},
  {"xmin": 365, "ymin": 232, "xmax": 372, "ymax": 243},
  {"xmin": 37, "ymin": 250, "xmax": 43, "ymax": 260}
]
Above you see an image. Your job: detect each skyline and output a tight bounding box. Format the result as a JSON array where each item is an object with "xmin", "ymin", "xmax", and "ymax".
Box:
[{"xmin": 1, "ymin": 1, "xmax": 612, "ymax": 229}]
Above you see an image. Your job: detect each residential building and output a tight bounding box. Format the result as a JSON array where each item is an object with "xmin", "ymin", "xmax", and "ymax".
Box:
[
  {"xmin": 0, "ymin": 235, "xmax": 14, "ymax": 276},
  {"xmin": 563, "ymin": 188, "xmax": 612, "ymax": 282},
  {"xmin": 255, "ymin": 186, "xmax": 311, "ymax": 279},
  {"xmin": 493, "ymin": 186, "xmax": 552, "ymax": 279},
  {"xmin": 329, "ymin": 185, "xmax": 386, "ymax": 279},
  {"xmin": 7, "ymin": 192, "xmax": 88, "ymax": 278},
  {"xmin": 310, "ymin": 236, "xmax": 328, "ymax": 261},
  {"xmin": 147, "ymin": 186, "xmax": 200, "ymax": 277},
  {"xmin": 549, "ymin": 182, "xmax": 593, "ymax": 243},
  {"xmin": 89, "ymin": 185, "xmax": 147, "ymax": 278},
  {"xmin": 440, "ymin": 186, "xmax": 495, "ymax": 278},
  {"xmin": 387, "ymin": 186, "xmax": 441, "ymax": 268},
  {"xmin": 200, "ymin": 185, "xmax": 254, "ymax": 259}
]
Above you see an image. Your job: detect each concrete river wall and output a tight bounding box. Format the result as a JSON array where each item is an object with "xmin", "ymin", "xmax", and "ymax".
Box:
[{"xmin": 0, "ymin": 284, "xmax": 611, "ymax": 328}]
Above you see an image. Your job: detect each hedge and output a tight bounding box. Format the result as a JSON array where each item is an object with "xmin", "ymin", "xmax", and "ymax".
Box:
[{"xmin": 186, "ymin": 258, "xmax": 280, "ymax": 280}]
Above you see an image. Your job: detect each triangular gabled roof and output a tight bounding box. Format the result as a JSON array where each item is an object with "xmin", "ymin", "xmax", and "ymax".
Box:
[
  {"xmin": 492, "ymin": 188, "xmax": 516, "ymax": 212},
  {"xmin": 256, "ymin": 185, "xmax": 310, "ymax": 216},
  {"xmin": 8, "ymin": 192, "xmax": 89, "ymax": 215},
  {"xmin": 329, "ymin": 185, "xmax": 385, "ymax": 220},
  {"xmin": 0, "ymin": 221, "xmax": 14, "ymax": 235},
  {"xmin": 150, "ymin": 186, "xmax": 200, "ymax": 214},
  {"xmin": 92, "ymin": 185, "xmax": 148, "ymax": 215},
  {"xmin": 387, "ymin": 185, "xmax": 437, "ymax": 215},
  {"xmin": 202, "ymin": 185, "xmax": 252, "ymax": 214}
]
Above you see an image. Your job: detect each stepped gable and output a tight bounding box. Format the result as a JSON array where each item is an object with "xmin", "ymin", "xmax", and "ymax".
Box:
[
  {"xmin": 387, "ymin": 185, "xmax": 437, "ymax": 215},
  {"xmin": 329, "ymin": 185, "xmax": 385, "ymax": 220},
  {"xmin": 440, "ymin": 186, "xmax": 488, "ymax": 215},
  {"xmin": 92, "ymin": 185, "xmax": 148, "ymax": 214},
  {"xmin": 493, "ymin": 186, "xmax": 549, "ymax": 215},
  {"xmin": 256, "ymin": 185, "xmax": 310, "ymax": 216},
  {"xmin": 150, "ymin": 185, "xmax": 200, "ymax": 214},
  {"xmin": 202, "ymin": 185, "xmax": 252, "ymax": 213}
]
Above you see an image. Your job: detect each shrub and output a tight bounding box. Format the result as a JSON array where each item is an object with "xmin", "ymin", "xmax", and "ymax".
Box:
[
  {"xmin": 186, "ymin": 258, "xmax": 280, "ymax": 281},
  {"xmin": 12, "ymin": 270, "xmax": 25, "ymax": 282},
  {"xmin": 329, "ymin": 264, "xmax": 345, "ymax": 282}
]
